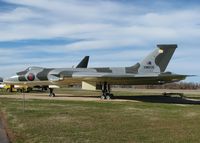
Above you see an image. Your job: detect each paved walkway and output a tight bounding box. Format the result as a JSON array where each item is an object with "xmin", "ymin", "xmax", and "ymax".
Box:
[{"xmin": 0, "ymin": 116, "xmax": 9, "ymax": 143}]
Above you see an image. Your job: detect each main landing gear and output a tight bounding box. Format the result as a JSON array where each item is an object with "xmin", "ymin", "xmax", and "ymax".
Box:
[
  {"xmin": 49, "ymin": 88, "xmax": 55, "ymax": 97},
  {"xmin": 101, "ymin": 82, "xmax": 114, "ymax": 100}
]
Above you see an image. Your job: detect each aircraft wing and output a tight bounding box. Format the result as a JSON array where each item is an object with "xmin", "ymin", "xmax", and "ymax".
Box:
[{"xmin": 51, "ymin": 72, "xmax": 189, "ymax": 85}]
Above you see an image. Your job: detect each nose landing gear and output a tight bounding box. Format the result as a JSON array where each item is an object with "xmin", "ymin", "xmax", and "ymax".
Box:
[{"xmin": 49, "ymin": 88, "xmax": 55, "ymax": 97}]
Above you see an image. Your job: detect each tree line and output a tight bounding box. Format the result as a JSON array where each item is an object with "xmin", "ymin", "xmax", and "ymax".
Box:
[{"xmin": 114, "ymin": 82, "xmax": 200, "ymax": 90}]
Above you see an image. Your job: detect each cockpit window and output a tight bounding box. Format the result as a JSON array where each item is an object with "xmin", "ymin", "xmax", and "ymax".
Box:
[
  {"xmin": 25, "ymin": 66, "xmax": 43, "ymax": 71},
  {"xmin": 24, "ymin": 67, "xmax": 31, "ymax": 72},
  {"xmin": 25, "ymin": 68, "xmax": 29, "ymax": 72},
  {"xmin": 17, "ymin": 66, "xmax": 43, "ymax": 75}
]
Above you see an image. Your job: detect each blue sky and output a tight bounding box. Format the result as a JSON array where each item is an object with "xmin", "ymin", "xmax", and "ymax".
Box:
[{"xmin": 0, "ymin": 0, "xmax": 199, "ymax": 82}]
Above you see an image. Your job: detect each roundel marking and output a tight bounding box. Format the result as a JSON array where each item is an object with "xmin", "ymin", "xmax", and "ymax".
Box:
[
  {"xmin": 147, "ymin": 61, "xmax": 152, "ymax": 65},
  {"xmin": 27, "ymin": 73, "xmax": 35, "ymax": 81}
]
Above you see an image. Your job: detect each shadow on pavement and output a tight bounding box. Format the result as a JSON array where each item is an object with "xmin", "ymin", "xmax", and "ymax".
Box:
[
  {"xmin": 113, "ymin": 95, "xmax": 200, "ymax": 105},
  {"xmin": 54, "ymin": 94, "xmax": 200, "ymax": 105}
]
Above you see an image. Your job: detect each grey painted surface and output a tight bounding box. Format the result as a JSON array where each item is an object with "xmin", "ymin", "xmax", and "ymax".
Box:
[
  {"xmin": 3, "ymin": 44, "xmax": 188, "ymax": 86},
  {"xmin": 0, "ymin": 117, "xmax": 9, "ymax": 143}
]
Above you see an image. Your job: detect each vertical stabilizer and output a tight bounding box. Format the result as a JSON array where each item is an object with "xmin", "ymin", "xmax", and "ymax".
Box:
[
  {"xmin": 138, "ymin": 44, "xmax": 177, "ymax": 74},
  {"xmin": 0, "ymin": 77, "xmax": 3, "ymax": 83},
  {"xmin": 76, "ymin": 56, "xmax": 89, "ymax": 68}
]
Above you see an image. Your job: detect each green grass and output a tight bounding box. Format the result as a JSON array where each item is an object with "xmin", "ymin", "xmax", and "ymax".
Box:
[
  {"xmin": 1, "ymin": 92, "xmax": 200, "ymax": 143},
  {"xmin": 54, "ymin": 88, "xmax": 161, "ymax": 97}
]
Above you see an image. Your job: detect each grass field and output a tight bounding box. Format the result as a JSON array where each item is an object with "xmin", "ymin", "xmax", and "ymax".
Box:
[{"xmin": 0, "ymin": 89, "xmax": 200, "ymax": 143}]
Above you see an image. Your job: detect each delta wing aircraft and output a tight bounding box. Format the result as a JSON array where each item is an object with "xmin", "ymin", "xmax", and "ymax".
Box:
[{"xmin": 4, "ymin": 44, "xmax": 189, "ymax": 99}]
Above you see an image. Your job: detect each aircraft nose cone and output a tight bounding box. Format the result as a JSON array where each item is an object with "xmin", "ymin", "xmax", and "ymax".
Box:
[
  {"xmin": 3, "ymin": 75, "xmax": 19, "ymax": 84},
  {"xmin": 3, "ymin": 78, "xmax": 11, "ymax": 84}
]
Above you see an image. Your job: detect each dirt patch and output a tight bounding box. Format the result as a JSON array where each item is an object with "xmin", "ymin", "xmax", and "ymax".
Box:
[
  {"xmin": 0, "ymin": 94, "xmax": 137, "ymax": 102},
  {"xmin": 0, "ymin": 111, "xmax": 15, "ymax": 143}
]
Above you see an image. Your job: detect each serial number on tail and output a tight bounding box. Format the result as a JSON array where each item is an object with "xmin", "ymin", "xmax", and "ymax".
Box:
[{"xmin": 144, "ymin": 66, "xmax": 155, "ymax": 69}]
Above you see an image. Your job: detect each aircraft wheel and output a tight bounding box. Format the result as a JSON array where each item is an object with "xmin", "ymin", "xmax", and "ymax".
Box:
[
  {"xmin": 106, "ymin": 94, "xmax": 111, "ymax": 100},
  {"xmin": 106, "ymin": 95, "xmax": 110, "ymax": 100},
  {"xmin": 49, "ymin": 93, "xmax": 55, "ymax": 97},
  {"xmin": 52, "ymin": 93, "xmax": 55, "ymax": 97},
  {"xmin": 101, "ymin": 95, "xmax": 105, "ymax": 100}
]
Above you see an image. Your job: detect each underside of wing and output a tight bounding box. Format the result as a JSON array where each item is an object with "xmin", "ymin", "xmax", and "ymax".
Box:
[{"xmin": 52, "ymin": 72, "xmax": 188, "ymax": 86}]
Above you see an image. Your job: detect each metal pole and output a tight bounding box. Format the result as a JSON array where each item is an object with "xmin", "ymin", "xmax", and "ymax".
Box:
[{"xmin": 22, "ymin": 90, "xmax": 25, "ymax": 113}]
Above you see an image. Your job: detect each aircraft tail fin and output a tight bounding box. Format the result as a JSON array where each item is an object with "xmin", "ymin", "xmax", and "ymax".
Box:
[
  {"xmin": 138, "ymin": 44, "xmax": 177, "ymax": 74},
  {"xmin": 0, "ymin": 77, "xmax": 3, "ymax": 83},
  {"xmin": 76, "ymin": 56, "xmax": 89, "ymax": 68}
]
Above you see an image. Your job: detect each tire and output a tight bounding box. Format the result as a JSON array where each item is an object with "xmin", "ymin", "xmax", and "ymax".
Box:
[
  {"xmin": 106, "ymin": 94, "xmax": 111, "ymax": 100},
  {"xmin": 101, "ymin": 95, "xmax": 105, "ymax": 100}
]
